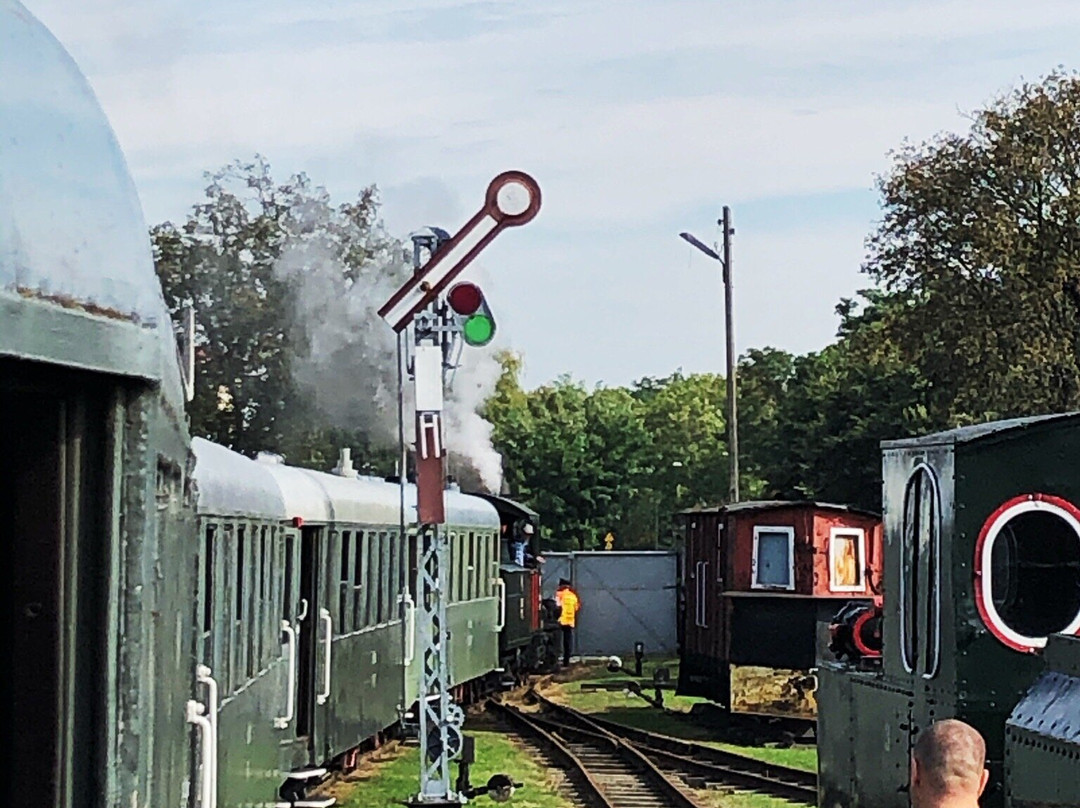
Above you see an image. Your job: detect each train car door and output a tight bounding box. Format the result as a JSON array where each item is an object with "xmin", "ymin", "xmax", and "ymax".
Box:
[
  {"xmin": 3, "ymin": 366, "xmax": 111, "ymax": 808},
  {"xmin": 294, "ymin": 525, "xmax": 327, "ymax": 762}
]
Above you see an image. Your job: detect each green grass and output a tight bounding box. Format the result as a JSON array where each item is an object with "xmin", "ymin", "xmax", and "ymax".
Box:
[
  {"xmin": 552, "ymin": 659, "xmax": 818, "ymax": 774},
  {"xmin": 714, "ymin": 743, "xmax": 818, "ymax": 773},
  {"xmin": 336, "ymin": 729, "xmax": 573, "ymax": 808}
]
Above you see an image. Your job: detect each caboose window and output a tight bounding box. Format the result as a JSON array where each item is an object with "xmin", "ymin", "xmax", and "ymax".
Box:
[
  {"xmin": 976, "ymin": 496, "xmax": 1080, "ymax": 651},
  {"xmin": 752, "ymin": 526, "xmax": 795, "ymax": 590},
  {"xmin": 829, "ymin": 528, "xmax": 866, "ymax": 592}
]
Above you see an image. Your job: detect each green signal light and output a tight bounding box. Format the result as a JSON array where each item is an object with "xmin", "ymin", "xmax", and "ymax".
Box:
[{"xmin": 463, "ymin": 313, "xmax": 495, "ymax": 346}]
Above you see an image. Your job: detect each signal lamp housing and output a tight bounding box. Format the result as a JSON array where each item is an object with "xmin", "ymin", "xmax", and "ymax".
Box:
[{"xmin": 447, "ymin": 282, "xmax": 496, "ymax": 346}]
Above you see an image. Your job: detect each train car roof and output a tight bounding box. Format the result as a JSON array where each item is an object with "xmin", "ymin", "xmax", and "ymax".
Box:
[
  {"xmin": 881, "ymin": 411, "xmax": 1080, "ymax": 449},
  {"xmin": 466, "ymin": 492, "xmax": 538, "ymax": 521},
  {"xmin": 191, "ymin": 438, "xmax": 288, "ymax": 519},
  {"xmin": 0, "ymin": 2, "xmax": 184, "ymax": 396},
  {"xmin": 678, "ymin": 500, "xmax": 880, "ymax": 519},
  {"xmin": 258, "ymin": 458, "xmax": 498, "ymax": 529}
]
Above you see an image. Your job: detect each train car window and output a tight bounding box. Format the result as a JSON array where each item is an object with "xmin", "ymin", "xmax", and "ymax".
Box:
[
  {"xmin": 901, "ymin": 466, "xmax": 941, "ymax": 674},
  {"xmin": 366, "ymin": 531, "xmax": 378, "ymax": 625},
  {"xmin": 920, "ymin": 474, "xmax": 940, "ymax": 678},
  {"xmin": 353, "ymin": 530, "xmax": 365, "ymax": 630},
  {"xmin": 264, "ymin": 529, "xmax": 274, "ymax": 656},
  {"xmin": 447, "ymin": 531, "xmax": 456, "ymax": 603},
  {"xmin": 247, "ymin": 525, "xmax": 259, "ymax": 679},
  {"xmin": 695, "ymin": 561, "xmax": 709, "ymax": 627},
  {"xmin": 235, "ymin": 524, "xmax": 246, "ymax": 689},
  {"xmin": 829, "ymin": 528, "xmax": 866, "ymax": 592},
  {"xmin": 977, "ymin": 496, "xmax": 1080, "ymax": 651},
  {"xmin": 203, "ymin": 525, "xmax": 216, "ymax": 636},
  {"xmin": 901, "ymin": 475, "xmax": 920, "ymax": 672},
  {"xmin": 339, "ymin": 531, "xmax": 351, "ymax": 632},
  {"xmin": 380, "ymin": 531, "xmax": 391, "ymax": 622},
  {"xmin": 468, "ymin": 532, "xmax": 476, "ymax": 600},
  {"xmin": 259, "ymin": 526, "xmax": 269, "ymax": 670},
  {"xmin": 751, "ymin": 526, "xmax": 795, "ymax": 590},
  {"xmin": 283, "ymin": 533, "xmax": 295, "ymax": 622},
  {"xmin": 459, "ymin": 532, "xmax": 466, "ymax": 601},
  {"xmin": 482, "ymin": 533, "xmax": 491, "ymax": 597},
  {"xmin": 388, "ymin": 531, "xmax": 399, "ymax": 621}
]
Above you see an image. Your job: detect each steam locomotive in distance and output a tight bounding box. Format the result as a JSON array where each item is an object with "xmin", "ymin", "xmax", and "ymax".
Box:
[{"xmin": 818, "ymin": 414, "xmax": 1080, "ymax": 808}]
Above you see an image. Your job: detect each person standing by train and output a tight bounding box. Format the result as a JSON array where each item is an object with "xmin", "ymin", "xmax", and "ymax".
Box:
[
  {"xmin": 555, "ymin": 578, "xmax": 581, "ymax": 666},
  {"xmin": 511, "ymin": 522, "xmax": 534, "ymax": 566},
  {"xmin": 910, "ymin": 719, "xmax": 989, "ymax": 808}
]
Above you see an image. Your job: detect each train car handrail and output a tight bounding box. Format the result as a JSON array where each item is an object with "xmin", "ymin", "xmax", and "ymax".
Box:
[
  {"xmin": 195, "ymin": 665, "xmax": 218, "ymax": 807},
  {"xmin": 317, "ymin": 609, "xmax": 332, "ymax": 705},
  {"xmin": 275, "ymin": 621, "xmax": 297, "ymax": 728},
  {"xmin": 186, "ymin": 699, "xmax": 216, "ymax": 808}
]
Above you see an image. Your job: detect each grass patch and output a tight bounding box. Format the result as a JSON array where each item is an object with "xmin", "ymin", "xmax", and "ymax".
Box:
[
  {"xmin": 336, "ymin": 729, "xmax": 573, "ymax": 808},
  {"xmin": 714, "ymin": 743, "xmax": 818, "ymax": 773},
  {"xmin": 546, "ymin": 659, "xmax": 818, "ymax": 774}
]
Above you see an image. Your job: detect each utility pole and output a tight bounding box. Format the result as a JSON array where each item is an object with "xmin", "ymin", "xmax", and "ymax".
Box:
[
  {"xmin": 721, "ymin": 206, "xmax": 739, "ymax": 503},
  {"xmin": 678, "ymin": 208, "xmax": 740, "ymax": 503}
]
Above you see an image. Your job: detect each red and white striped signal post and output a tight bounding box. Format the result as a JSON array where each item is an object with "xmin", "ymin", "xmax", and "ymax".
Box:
[{"xmin": 380, "ymin": 171, "xmax": 540, "ymax": 806}]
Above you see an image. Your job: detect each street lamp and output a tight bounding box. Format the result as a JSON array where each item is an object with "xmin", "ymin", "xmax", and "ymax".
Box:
[{"xmin": 679, "ymin": 205, "xmax": 739, "ymax": 503}]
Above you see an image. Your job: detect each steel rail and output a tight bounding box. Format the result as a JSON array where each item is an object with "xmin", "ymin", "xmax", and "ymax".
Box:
[
  {"xmin": 530, "ymin": 691, "xmax": 817, "ymax": 805},
  {"xmin": 487, "ymin": 700, "xmax": 704, "ymax": 808}
]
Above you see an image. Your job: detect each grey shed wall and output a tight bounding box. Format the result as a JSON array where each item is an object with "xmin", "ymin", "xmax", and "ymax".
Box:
[{"xmin": 542, "ymin": 551, "xmax": 678, "ymax": 656}]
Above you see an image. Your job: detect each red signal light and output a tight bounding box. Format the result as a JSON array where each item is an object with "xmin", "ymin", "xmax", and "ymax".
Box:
[{"xmin": 447, "ymin": 282, "xmax": 482, "ymax": 315}]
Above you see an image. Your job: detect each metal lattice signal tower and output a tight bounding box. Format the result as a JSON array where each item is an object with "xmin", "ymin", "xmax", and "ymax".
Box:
[{"xmin": 379, "ymin": 172, "xmax": 541, "ymax": 807}]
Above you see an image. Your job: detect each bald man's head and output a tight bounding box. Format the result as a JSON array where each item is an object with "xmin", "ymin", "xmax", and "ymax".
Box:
[{"xmin": 910, "ymin": 720, "xmax": 989, "ymax": 806}]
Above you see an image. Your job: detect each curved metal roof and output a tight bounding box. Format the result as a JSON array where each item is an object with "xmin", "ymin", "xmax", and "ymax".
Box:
[
  {"xmin": 191, "ymin": 438, "xmax": 287, "ymax": 519},
  {"xmin": 678, "ymin": 500, "xmax": 880, "ymax": 519},
  {"xmin": 0, "ymin": 3, "xmax": 184, "ymax": 398},
  {"xmin": 258, "ymin": 456, "xmax": 497, "ymax": 529},
  {"xmin": 466, "ymin": 492, "xmax": 538, "ymax": 522},
  {"xmin": 0, "ymin": 1, "xmax": 168, "ymax": 324},
  {"xmin": 259, "ymin": 460, "xmax": 336, "ymax": 523},
  {"xmin": 881, "ymin": 412, "xmax": 1080, "ymax": 450}
]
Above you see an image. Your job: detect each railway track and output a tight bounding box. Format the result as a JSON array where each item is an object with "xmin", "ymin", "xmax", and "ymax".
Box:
[
  {"xmin": 525, "ymin": 691, "xmax": 818, "ymax": 806},
  {"xmin": 487, "ymin": 699, "xmax": 704, "ymax": 808}
]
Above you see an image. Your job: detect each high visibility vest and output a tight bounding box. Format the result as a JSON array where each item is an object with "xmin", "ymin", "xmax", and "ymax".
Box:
[{"xmin": 556, "ymin": 588, "xmax": 580, "ymax": 627}]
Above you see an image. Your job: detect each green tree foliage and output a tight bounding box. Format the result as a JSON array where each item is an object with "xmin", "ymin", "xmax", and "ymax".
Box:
[
  {"xmin": 153, "ymin": 156, "xmax": 400, "ymax": 470},
  {"xmin": 864, "ymin": 71, "xmax": 1080, "ymax": 424}
]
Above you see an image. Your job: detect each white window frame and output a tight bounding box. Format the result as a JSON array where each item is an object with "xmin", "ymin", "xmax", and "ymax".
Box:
[
  {"xmin": 751, "ymin": 525, "xmax": 795, "ymax": 591},
  {"xmin": 828, "ymin": 527, "xmax": 867, "ymax": 593},
  {"xmin": 977, "ymin": 498, "xmax": 1080, "ymax": 651}
]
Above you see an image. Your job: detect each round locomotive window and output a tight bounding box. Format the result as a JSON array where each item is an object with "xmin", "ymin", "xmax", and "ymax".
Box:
[{"xmin": 975, "ymin": 495, "xmax": 1080, "ymax": 652}]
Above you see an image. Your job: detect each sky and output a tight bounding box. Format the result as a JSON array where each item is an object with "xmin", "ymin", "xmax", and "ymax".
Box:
[{"xmin": 24, "ymin": 0, "xmax": 1080, "ymax": 388}]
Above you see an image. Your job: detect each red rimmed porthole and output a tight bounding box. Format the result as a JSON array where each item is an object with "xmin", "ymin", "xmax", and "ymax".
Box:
[{"xmin": 974, "ymin": 494, "xmax": 1080, "ymax": 653}]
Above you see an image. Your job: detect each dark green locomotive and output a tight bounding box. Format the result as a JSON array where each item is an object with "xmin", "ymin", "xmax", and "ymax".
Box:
[{"xmin": 818, "ymin": 414, "xmax": 1080, "ymax": 808}]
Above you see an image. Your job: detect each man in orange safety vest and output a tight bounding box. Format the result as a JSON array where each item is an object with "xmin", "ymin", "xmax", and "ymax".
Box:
[{"xmin": 555, "ymin": 578, "xmax": 581, "ymax": 666}]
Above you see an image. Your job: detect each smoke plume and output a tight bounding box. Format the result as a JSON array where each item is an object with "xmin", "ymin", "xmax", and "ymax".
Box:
[{"xmin": 274, "ymin": 195, "xmax": 504, "ymax": 493}]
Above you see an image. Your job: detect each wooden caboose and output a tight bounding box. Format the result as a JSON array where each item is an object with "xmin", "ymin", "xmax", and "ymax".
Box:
[{"xmin": 678, "ymin": 501, "xmax": 882, "ymax": 721}]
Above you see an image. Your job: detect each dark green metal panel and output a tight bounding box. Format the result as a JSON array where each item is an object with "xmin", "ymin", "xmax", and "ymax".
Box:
[
  {"xmin": 327, "ymin": 624, "xmax": 402, "ymax": 758},
  {"xmin": 817, "ymin": 663, "xmax": 913, "ymax": 808},
  {"xmin": 1005, "ymin": 634, "xmax": 1080, "ymax": 808}
]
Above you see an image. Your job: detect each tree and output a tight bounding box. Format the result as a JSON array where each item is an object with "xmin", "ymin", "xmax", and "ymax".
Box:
[
  {"xmin": 153, "ymin": 157, "xmax": 407, "ymax": 469},
  {"xmin": 864, "ymin": 71, "xmax": 1080, "ymax": 425}
]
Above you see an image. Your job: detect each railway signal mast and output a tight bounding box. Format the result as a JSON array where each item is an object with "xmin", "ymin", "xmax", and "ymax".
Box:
[{"xmin": 379, "ymin": 171, "xmax": 541, "ymax": 807}]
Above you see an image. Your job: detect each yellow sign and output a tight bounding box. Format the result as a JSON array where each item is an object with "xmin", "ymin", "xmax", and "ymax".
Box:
[{"xmin": 604, "ymin": 532, "xmax": 615, "ymax": 550}]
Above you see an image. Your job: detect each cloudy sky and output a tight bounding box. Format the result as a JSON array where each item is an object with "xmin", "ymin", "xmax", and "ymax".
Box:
[{"xmin": 25, "ymin": 0, "xmax": 1080, "ymax": 387}]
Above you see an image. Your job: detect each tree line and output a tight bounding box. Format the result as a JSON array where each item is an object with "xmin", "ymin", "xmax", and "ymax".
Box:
[{"xmin": 154, "ymin": 73, "xmax": 1080, "ymax": 551}]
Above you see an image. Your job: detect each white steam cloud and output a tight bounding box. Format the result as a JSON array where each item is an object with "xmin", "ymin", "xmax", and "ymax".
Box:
[{"xmin": 274, "ymin": 196, "xmax": 504, "ymax": 493}]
